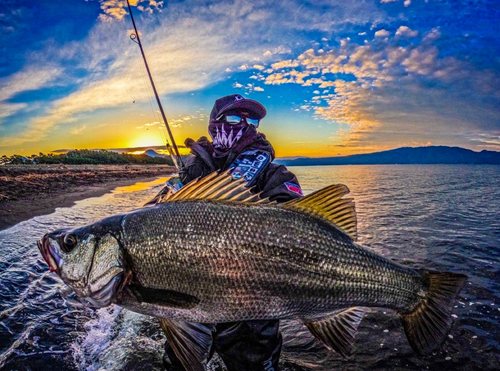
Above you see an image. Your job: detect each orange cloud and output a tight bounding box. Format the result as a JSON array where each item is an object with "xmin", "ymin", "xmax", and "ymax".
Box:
[
  {"xmin": 261, "ymin": 28, "xmax": 500, "ymax": 152},
  {"xmin": 98, "ymin": 0, "xmax": 159, "ymax": 22}
]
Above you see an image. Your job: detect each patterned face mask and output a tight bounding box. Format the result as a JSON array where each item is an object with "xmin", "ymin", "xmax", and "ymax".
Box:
[{"xmin": 209, "ymin": 122, "xmax": 249, "ymax": 157}]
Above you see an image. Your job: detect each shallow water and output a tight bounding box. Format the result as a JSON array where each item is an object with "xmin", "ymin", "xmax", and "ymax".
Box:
[{"xmin": 1, "ymin": 165, "xmax": 499, "ymax": 370}]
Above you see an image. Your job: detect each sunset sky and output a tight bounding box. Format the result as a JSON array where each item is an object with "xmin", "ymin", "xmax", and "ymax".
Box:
[{"xmin": 1, "ymin": 0, "xmax": 499, "ymax": 157}]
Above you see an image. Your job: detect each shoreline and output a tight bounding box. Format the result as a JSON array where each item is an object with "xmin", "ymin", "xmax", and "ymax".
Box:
[{"xmin": 0, "ymin": 164, "xmax": 176, "ymax": 231}]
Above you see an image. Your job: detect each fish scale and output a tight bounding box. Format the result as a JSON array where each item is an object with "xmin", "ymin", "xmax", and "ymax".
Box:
[{"xmin": 116, "ymin": 200, "xmax": 424, "ymax": 323}]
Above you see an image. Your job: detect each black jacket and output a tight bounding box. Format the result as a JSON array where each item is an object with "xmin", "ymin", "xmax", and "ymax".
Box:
[{"xmin": 180, "ymin": 130, "xmax": 302, "ymax": 203}]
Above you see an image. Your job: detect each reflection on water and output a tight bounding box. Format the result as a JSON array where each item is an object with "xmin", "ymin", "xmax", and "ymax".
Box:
[
  {"xmin": 111, "ymin": 178, "xmax": 171, "ymax": 194},
  {"xmin": 73, "ymin": 177, "xmax": 170, "ymax": 209},
  {"xmin": 1, "ymin": 165, "xmax": 499, "ymax": 370}
]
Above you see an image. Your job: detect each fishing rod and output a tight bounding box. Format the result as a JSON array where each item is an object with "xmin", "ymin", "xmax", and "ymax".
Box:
[{"xmin": 125, "ymin": 0, "xmax": 185, "ymax": 172}]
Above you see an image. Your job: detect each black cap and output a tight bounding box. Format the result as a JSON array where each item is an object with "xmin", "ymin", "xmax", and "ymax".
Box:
[{"xmin": 210, "ymin": 94, "xmax": 267, "ymax": 122}]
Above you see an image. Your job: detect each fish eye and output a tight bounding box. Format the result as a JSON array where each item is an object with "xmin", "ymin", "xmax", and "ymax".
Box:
[{"xmin": 62, "ymin": 234, "xmax": 78, "ymax": 252}]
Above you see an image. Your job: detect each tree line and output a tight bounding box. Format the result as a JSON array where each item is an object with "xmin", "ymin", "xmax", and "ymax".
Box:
[{"xmin": 1, "ymin": 150, "xmax": 174, "ymax": 165}]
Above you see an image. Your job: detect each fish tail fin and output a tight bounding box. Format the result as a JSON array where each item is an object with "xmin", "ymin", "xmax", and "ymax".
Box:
[{"xmin": 400, "ymin": 271, "xmax": 467, "ymax": 355}]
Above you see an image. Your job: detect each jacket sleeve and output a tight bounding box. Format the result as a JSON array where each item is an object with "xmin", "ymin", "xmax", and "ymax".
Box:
[
  {"xmin": 179, "ymin": 155, "xmax": 213, "ymax": 184},
  {"xmin": 255, "ymin": 163, "xmax": 303, "ymax": 203},
  {"xmin": 145, "ymin": 155, "xmax": 210, "ymax": 206}
]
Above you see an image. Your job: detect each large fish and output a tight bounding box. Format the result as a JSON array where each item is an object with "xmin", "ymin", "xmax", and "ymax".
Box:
[{"xmin": 37, "ymin": 172, "xmax": 467, "ymax": 370}]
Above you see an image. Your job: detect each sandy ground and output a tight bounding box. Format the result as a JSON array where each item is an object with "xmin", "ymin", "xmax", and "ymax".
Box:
[{"xmin": 0, "ymin": 164, "xmax": 176, "ymax": 231}]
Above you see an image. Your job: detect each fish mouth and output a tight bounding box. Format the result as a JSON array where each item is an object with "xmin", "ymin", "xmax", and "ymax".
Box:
[
  {"xmin": 82, "ymin": 272, "xmax": 124, "ymax": 308},
  {"xmin": 37, "ymin": 234, "xmax": 63, "ymax": 275}
]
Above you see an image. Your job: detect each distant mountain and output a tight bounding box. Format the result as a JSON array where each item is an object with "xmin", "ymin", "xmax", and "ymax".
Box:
[
  {"xmin": 144, "ymin": 149, "xmax": 167, "ymax": 158},
  {"xmin": 275, "ymin": 146, "xmax": 500, "ymax": 166}
]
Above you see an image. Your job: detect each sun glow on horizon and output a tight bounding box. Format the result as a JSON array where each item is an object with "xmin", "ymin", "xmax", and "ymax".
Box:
[
  {"xmin": 127, "ymin": 150, "xmax": 146, "ymax": 155},
  {"xmin": 128, "ymin": 133, "xmax": 167, "ymax": 149}
]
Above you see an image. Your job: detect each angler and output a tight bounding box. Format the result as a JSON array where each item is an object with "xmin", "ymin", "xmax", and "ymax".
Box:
[{"xmin": 149, "ymin": 94, "xmax": 303, "ymax": 370}]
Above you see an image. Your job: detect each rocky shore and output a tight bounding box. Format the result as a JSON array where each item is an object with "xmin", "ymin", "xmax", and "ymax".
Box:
[{"xmin": 0, "ymin": 164, "xmax": 176, "ymax": 230}]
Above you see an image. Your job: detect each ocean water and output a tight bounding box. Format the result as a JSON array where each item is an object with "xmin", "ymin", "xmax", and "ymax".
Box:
[{"xmin": 0, "ymin": 165, "xmax": 499, "ymax": 370}]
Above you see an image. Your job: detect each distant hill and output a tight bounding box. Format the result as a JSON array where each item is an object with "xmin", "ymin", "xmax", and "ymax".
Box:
[
  {"xmin": 275, "ymin": 146, "xmax": 500, "ymax": 166},
  {"xmin": 144, "ymin": 149, "xmax": 167, "ymax": 158}
]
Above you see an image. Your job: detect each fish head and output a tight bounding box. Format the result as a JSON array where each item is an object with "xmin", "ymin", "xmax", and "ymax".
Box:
[{"xmin": 37, "ymin": 226, "xmax": 126, "ymax": 308}]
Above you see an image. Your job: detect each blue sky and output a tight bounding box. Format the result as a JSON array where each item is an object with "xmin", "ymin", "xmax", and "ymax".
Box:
[{"xmin": 0, "ymin": 0, "xmax": 499, "ymax": 157}]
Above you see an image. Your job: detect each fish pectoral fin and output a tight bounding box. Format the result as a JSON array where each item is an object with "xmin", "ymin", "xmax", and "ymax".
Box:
[
  {"xmin": 159, "ymin": 319, "xmax": 215, "ymax": 371},
  {"xmin": 400, "ymin": 271, "xmax": 467, "ymax": 355},
  {"xmin": 284, "ymin": 184, "xmax": 357, "ymax": 240},
  {"xmin": 304, "ymin": 307, "xmax": 366, "ymax": 358},
  {"xmin": 128, "ymin": 285, "xmax": 200, "ymax": 309}
]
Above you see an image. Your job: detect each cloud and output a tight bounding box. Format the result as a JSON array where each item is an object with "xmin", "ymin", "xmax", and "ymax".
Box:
[
  {"xmin": 271, "ymin": 60, "xmax": 300, "ymax": 69},
  {"xmin": 0, "ymin": 1, "xmax": 275, "ymax": 147},
  {"xmin": 396, "ymin": 26, "xmax": 418, "ymax": 38},
  {"xmin": 0, "ymin": 65, "xmax": 61, "ymax": 124},
  {"xmin": 263, "ymin": 46, "xmax": 292, "ymax": 57},
  {"xmin": 136, "ymin": 121, "xmax": 161, "ymax": 129},
  {"xmin": 0, "ymin": 66, "xmax": 60, "ymax": 104},
  {"xmin": 380, "ymin": 0, "xmax": 410, "ymax": 5},
  {"xmin": 268, "ymin": 0, "xmax": 388, "ymax": 34},
  {"xmin": 71, "ymin": 125, "xmax": 87, "ymax": 135},
  {"xmin": 262, "ymin": 28, "xmax": 500, "ymax": 150},
  {"xmin": 463, "ymin": 130, "xmax": 500, "ymax": 150},
  {"xmin": 423, "ymin": 27, "xmax": 441, "ymax": 42},
  {"xmin": 233, "ymin": 82, "xmax": 265, "ymax": 94},
  {"xmin": 375, "ymin": 29, "xmax": 390, "ymax": 37},
  {"xmin": 98, "ymin": 0, "xmax": 162, "ymax": 21},
  {"xmin": 161, "ymin": 113, "xmax": 207, "ymax": 128}
]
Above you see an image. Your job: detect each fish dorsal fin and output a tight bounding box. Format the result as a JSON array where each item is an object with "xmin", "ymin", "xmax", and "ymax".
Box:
[
  {"xmin": 284, "ymin": 184, "xmax": 357, "ymax": 240},
  {"xmin": 157, "ymin": 170, "xmax": 273, "ymax": 204},
  {"xmin": 158, "ymin": 319, "xmax": 215, "ymax": 371},
  {"xmin": 304, "ymin": 307, "xmax": 366, "ymax": 358}
]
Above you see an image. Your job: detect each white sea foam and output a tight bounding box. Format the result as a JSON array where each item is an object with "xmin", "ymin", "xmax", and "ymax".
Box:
[{"xmin": 71, "ymin": 306, "xmax": 123, "ymax": 371}]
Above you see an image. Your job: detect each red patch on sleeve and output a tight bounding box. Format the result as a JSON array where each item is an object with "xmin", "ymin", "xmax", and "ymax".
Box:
[{"xmin": 285, "ymin": 182, "xmax": 303, "ymax": 196}]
